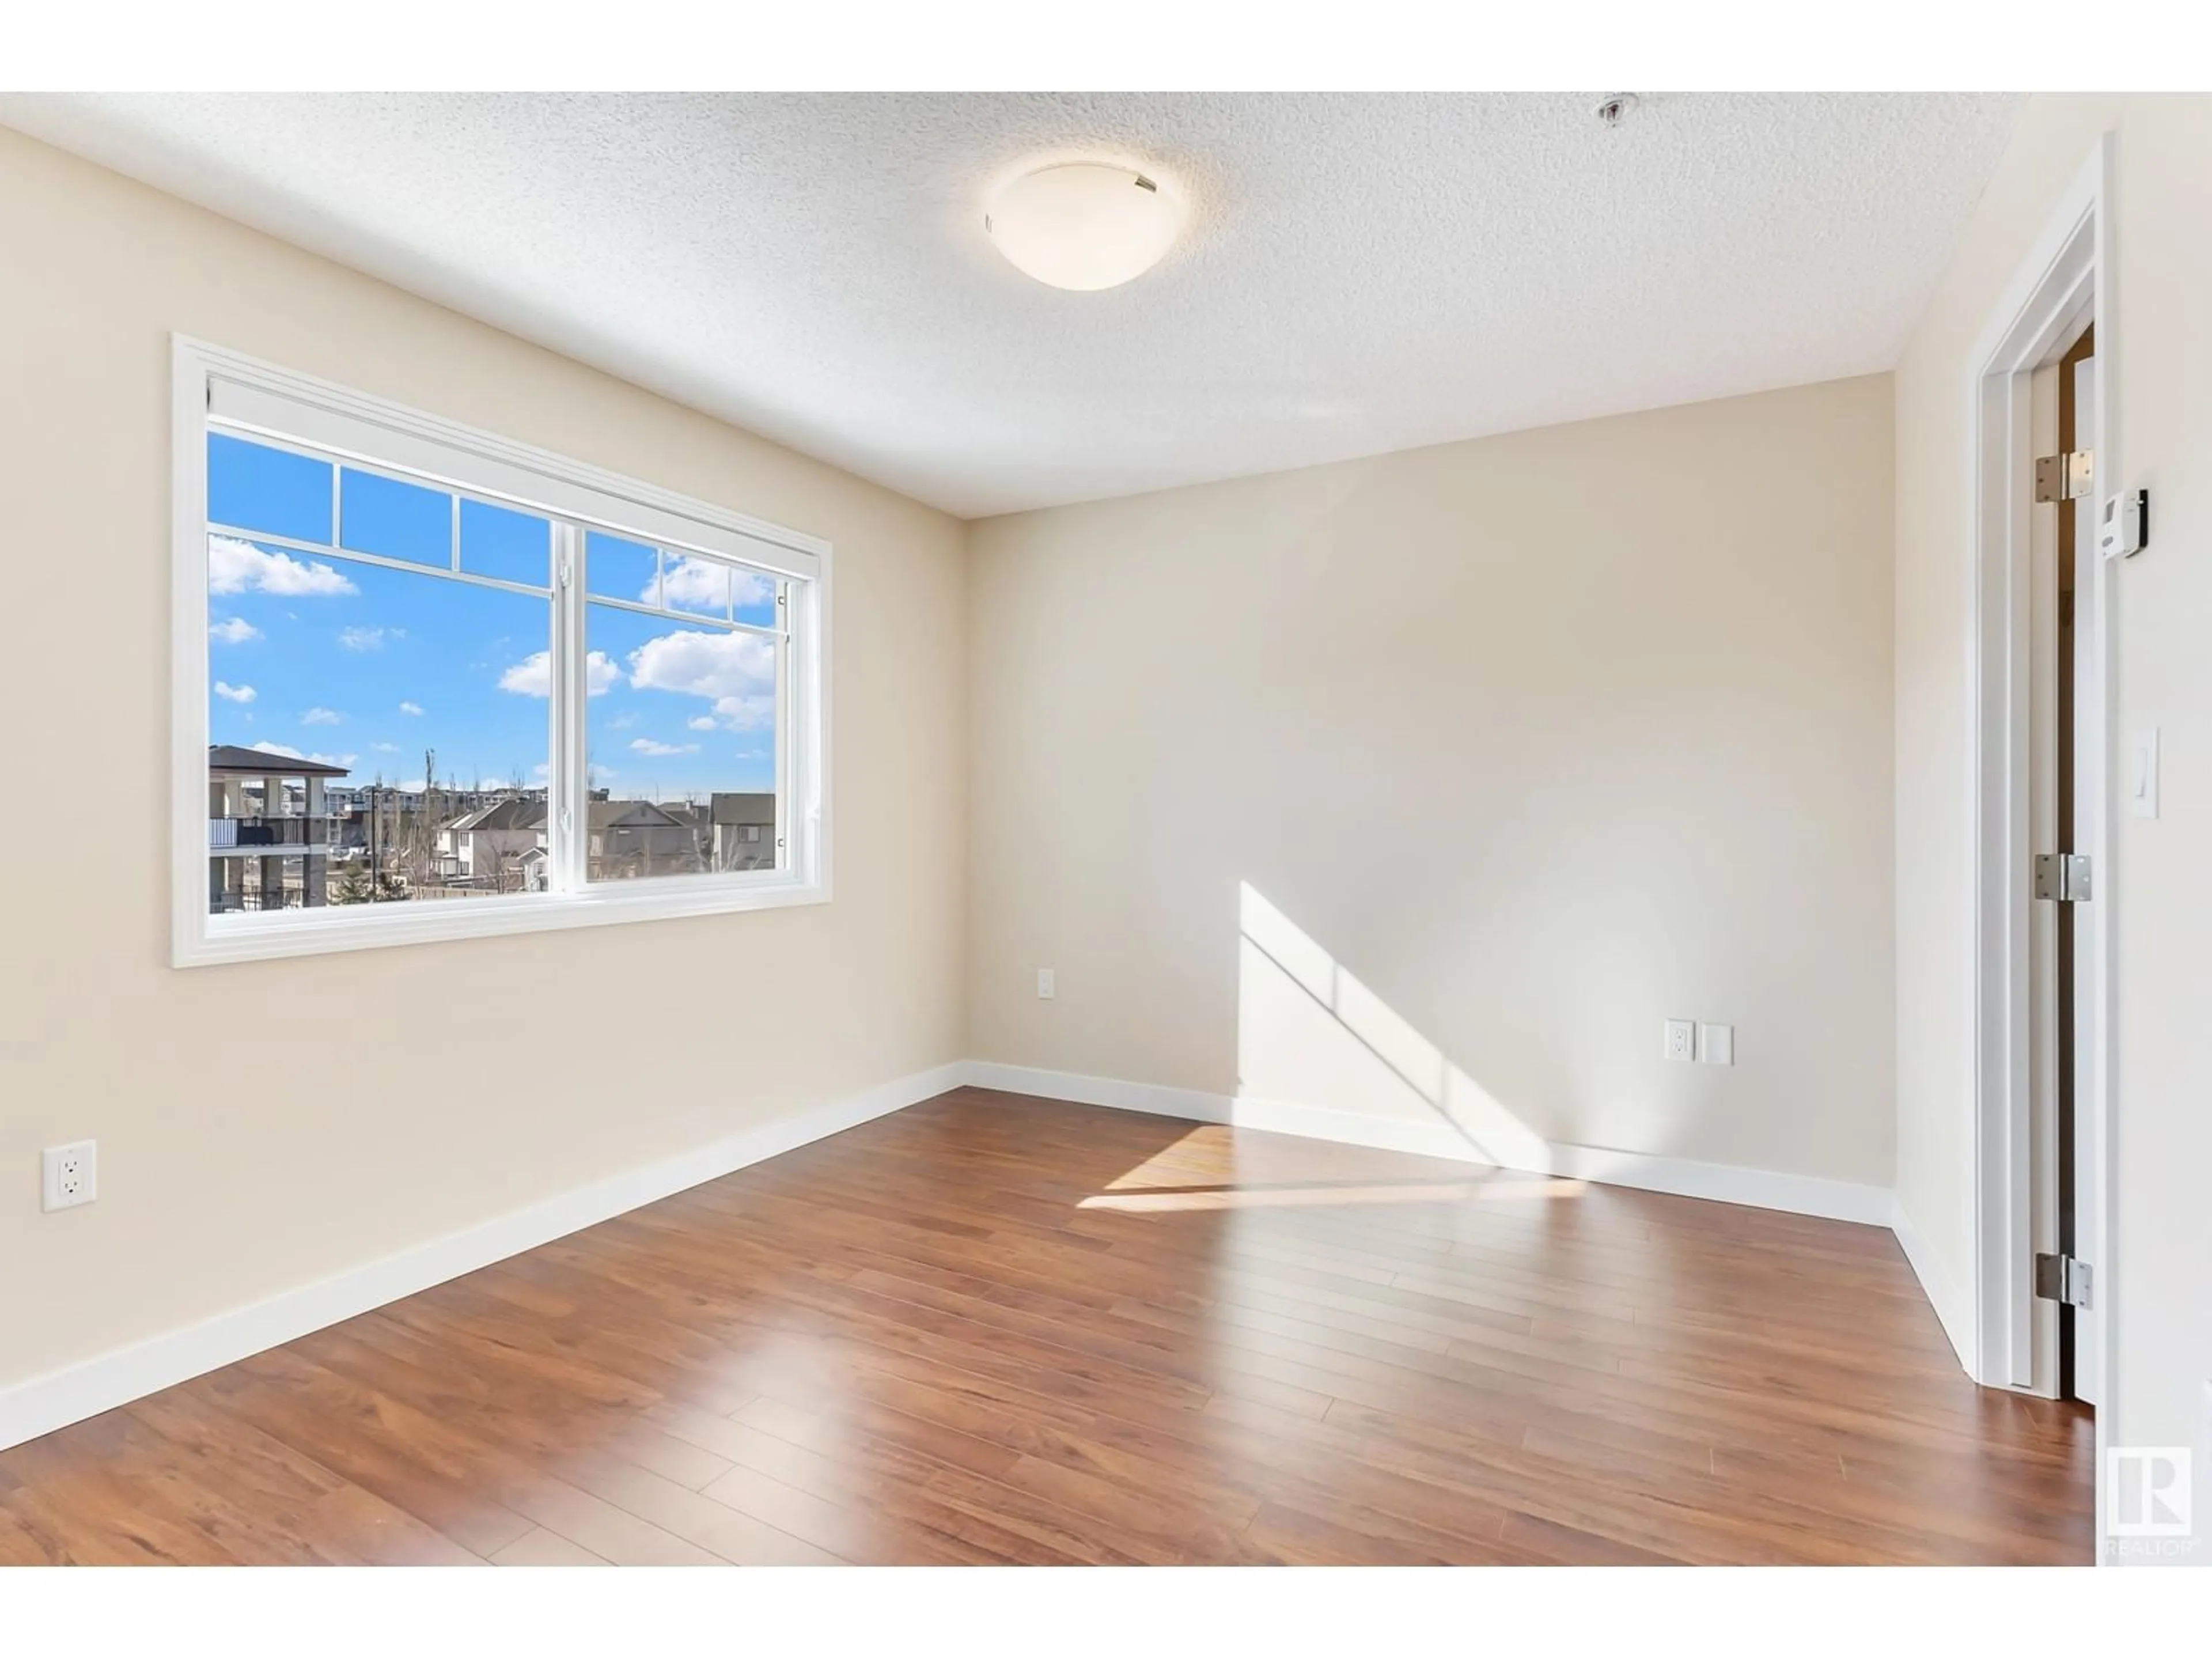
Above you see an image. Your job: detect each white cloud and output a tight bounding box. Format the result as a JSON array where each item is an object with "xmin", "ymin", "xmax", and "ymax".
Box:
[
  {"xmin": 655, "ymin": 556, "xmax": 773, "ymax": 614},
  {"xmin": 209, "ymin": 616, "xmax": 261, "ymax": 644},
  {"xmin": 685, "ymin": 715, "xmax": 717, "ymax": 732},
  {"xmin": 301, "ymin": 707, "xmax": 342, "ymax": 726},
  {"xmin": 207, "ymin": 535, "xmax": 357, "ymax": 597},
  {"xmin": 710, "ymin": 694, "xmax": 775, "ymax": 732},
  {"xmin": 498, "ymin": 654, "xmax": 550, "ymax": 697},
  {"xmin": 627, "ymin": 630, "xmax": 774, "ymax": 732},
  {"xmin": 338, "ymin": 626, "xmax": 399, "ymax": 651},
  {"xmin": 398, "ymin": 701, "xmax": 425, "ymax": 715},
  {"xmin": 372, "ymin": 741, "xmax": 400, "ymax": 753},
  {"xmin": 630, "ymin": 737, "xmax": 701, "ymax": 757},
  {"xmin": 498, "ymin": 650, "xmax": 617, "ymax": 698},
  {"xmin": 654, "ymin": 556, "xmax": 715, "ymax": 609},
  {"xmin": 213, "ymin": 680, "xmax": 257, "ymax": 703}
]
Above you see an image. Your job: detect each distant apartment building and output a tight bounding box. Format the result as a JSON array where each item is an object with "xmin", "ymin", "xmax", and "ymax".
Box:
[
  {"xmin": 210, "ymin": 747, "xmax": 772, "ymax": 908},
  {"xmin": 206, "ymin": 745, "xmax": 347, "ymax": 912}
]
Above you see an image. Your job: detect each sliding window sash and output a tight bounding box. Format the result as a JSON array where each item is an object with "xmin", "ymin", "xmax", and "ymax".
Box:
[{"xmin": 550, "ymin": 523, "xmax": 588, "ymax": 894}]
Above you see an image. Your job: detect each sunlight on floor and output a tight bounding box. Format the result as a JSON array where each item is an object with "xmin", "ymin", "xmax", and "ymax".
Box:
[
  {"xmin": 1079, "ymin": 1176, "xmax": 1588, "ymax": 1213},
  {"xmin": 1087, "ymin": 1122, "xmax": 1586, "ymax": 1212}
]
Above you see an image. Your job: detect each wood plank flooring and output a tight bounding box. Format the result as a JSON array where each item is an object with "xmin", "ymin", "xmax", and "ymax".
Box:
[{"xmin": 0, "ymin": 1088, "xmax": 2093, "ymax": 1565}]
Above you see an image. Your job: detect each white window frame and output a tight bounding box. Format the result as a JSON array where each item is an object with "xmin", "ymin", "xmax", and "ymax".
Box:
[{"xmin": 172, "ymin": 336, "xmax": 832, "ymax": 968}]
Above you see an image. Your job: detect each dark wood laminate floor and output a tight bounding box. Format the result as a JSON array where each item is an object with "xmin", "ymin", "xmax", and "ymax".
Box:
[{"xmin": 0, "ymin": 1088, "xmax": 2093, "ymax": 1565}]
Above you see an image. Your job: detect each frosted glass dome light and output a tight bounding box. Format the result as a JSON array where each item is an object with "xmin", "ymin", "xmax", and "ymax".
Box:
[{"xmin": 984, "ymin": 162, "xmax": 1184, "ymax": 291}]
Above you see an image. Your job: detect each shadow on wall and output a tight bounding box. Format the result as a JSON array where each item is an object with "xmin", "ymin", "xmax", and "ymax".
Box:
[{"xmin": 1235, "ymin": 880, "xmax": 1554, "ymax": 1171}]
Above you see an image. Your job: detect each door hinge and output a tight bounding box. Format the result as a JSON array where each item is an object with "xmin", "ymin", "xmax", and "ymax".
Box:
[
  {"xmin": 2032, "ymin": 851, "xmax": 2093, "ymax": 902},
  {"xmin": 2035, "ymin": 449, "xmax": 2094, "ymax": 503},
  {"xmin": 2035, "ymin": 1252, "xmax": 2093, "ymax": 1309}
]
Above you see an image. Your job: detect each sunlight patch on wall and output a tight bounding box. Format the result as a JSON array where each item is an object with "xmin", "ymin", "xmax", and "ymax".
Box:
[{"xmin": 1237, "ymin": 881, "xmax": 1551, "ymax": 1171}]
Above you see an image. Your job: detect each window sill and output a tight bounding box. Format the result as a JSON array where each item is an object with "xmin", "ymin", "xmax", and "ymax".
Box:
[{"xmin": 175, "ymin": 874, "xmax": 828, "ymax": 968}]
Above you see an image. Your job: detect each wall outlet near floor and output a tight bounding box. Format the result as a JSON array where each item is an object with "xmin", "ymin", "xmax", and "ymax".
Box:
[
  {"xmin": 1662, "ymin": 1019, "xmax": 1696, "ymax": 1062},
  {"xmin": 1036, "ymin": 968, "xmax": 1055, "ymax": 1000},
  {"xmin": 41, "ymin": 1141, "xmax": 97, "ymax": 1212},
  {"xmin": 1696, "ymin": 1022, "xmax": 1735, "ymax": 1066}
]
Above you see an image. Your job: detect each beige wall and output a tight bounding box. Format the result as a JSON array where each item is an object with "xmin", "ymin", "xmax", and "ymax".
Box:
[
  {"xmin": 21, "ymin": 94, "xmax": 2203, "ymax": 1521},
  {"xmin": 1894, "ymin": 93, "xmax": 2212, "ymax": 1547},
  {"xmin": 0, "ymin": 129, "xmax": 968, "ymax": 1391},
  {"xmin": 968, "ymin": 376, "xmax": 1896, "ymax": 1187}
]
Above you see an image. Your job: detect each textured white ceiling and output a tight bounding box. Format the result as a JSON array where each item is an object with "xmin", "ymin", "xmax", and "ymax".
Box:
[{"xmin": 2, "ymin": 92, "xmax": 2018, "ymax": 518}]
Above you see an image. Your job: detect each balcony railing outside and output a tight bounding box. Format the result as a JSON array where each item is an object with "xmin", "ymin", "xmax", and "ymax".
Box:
[
  {"xmin": 209, "ymin": 817, "xmax": 334, "ymax": 849},
  {"xmin": 209, "ymin": 889, "xmax": 306, "ymax": 913}
]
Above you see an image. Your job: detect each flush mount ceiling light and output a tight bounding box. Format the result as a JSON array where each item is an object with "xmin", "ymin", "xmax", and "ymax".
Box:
[{"xmin": 984, "ymin": 162, "xmax": 1184, "ymax": 291}]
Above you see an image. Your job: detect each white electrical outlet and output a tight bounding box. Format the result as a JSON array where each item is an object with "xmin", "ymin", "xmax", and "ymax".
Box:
[
  {"xmin": 42, "ymin": 1141, "xmax": 97, "ymax": 1212},
  {"xmin": 1036, "ymin": 968, "xmax": 1055, "ymax": 1000},
  {"xmin": 1697, "ymin": 1023, "xmax": 1735, "ymax": 1066},
  {"xmin": 1662, "ymin": 1019, "xmax": 1696, "ymax": 1062}
]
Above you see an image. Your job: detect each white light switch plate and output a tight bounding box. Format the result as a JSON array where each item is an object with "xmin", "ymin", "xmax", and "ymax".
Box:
[
  {"xmin": 1036, "ymin": 968, "xmax": 1055, "ymax": 1000},
  {"xmin": 1662, "ymin": 1019, "xmax": 1696, "ymax": 1062},
  {"xmin": 2131, "ymin": 729, "xmax": 2160, "ymax": 819},
  {"xmin": 42, "ymin": 1141, "xmax": 97, "ymax": 1212},
  {"xmin": 1697, "ymin": 1023, "xmax": 1734, "ymax": 1066}
]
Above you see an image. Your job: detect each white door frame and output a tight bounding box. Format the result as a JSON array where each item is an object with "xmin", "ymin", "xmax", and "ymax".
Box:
[{"xmin": 1965, "ymin": 134, "xmax": 2116, "ymax": 1499}]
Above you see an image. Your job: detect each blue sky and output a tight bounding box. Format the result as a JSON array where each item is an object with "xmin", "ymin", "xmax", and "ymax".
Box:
[{"xmin": 206, "ymin": 434, "xmax": 778, "ymax": 799}]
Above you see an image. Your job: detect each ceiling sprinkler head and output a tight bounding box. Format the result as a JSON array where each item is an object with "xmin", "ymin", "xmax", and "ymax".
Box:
[{"xmin": 1596, "ymin": 92, "xmax": 1639, "ymax": 128}]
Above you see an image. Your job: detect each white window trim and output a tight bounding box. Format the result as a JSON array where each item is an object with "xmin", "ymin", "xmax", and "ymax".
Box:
[{"xmin": 171, "ymin": 335, "xmax": 833, "ymax": 969}]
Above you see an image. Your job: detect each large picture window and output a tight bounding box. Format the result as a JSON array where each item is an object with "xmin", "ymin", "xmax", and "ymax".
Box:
[{"xmin": 175, "ymin": 339, "xmax": 828, "ymax": 966}]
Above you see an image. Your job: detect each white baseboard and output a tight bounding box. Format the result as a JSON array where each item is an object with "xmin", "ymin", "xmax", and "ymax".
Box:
[
  {"xmin": 964, "ymin": 1061, "xmax": 1237, "ymax": 1128},
  {"xmin": 1889, "ymin": 1194, "xmax": 1976, "ymax": 1377},
  {"xmin": 0, "ymin": 1055, "xmax": 1953, "ymax": 1456},
  {"xmin": 0, "ymin": 1062, "xmax": 965, "ymax": 1455},
  {"xmin": 962, "ymin": 1060, "xmax": 1896, "ymax": 1228}
]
